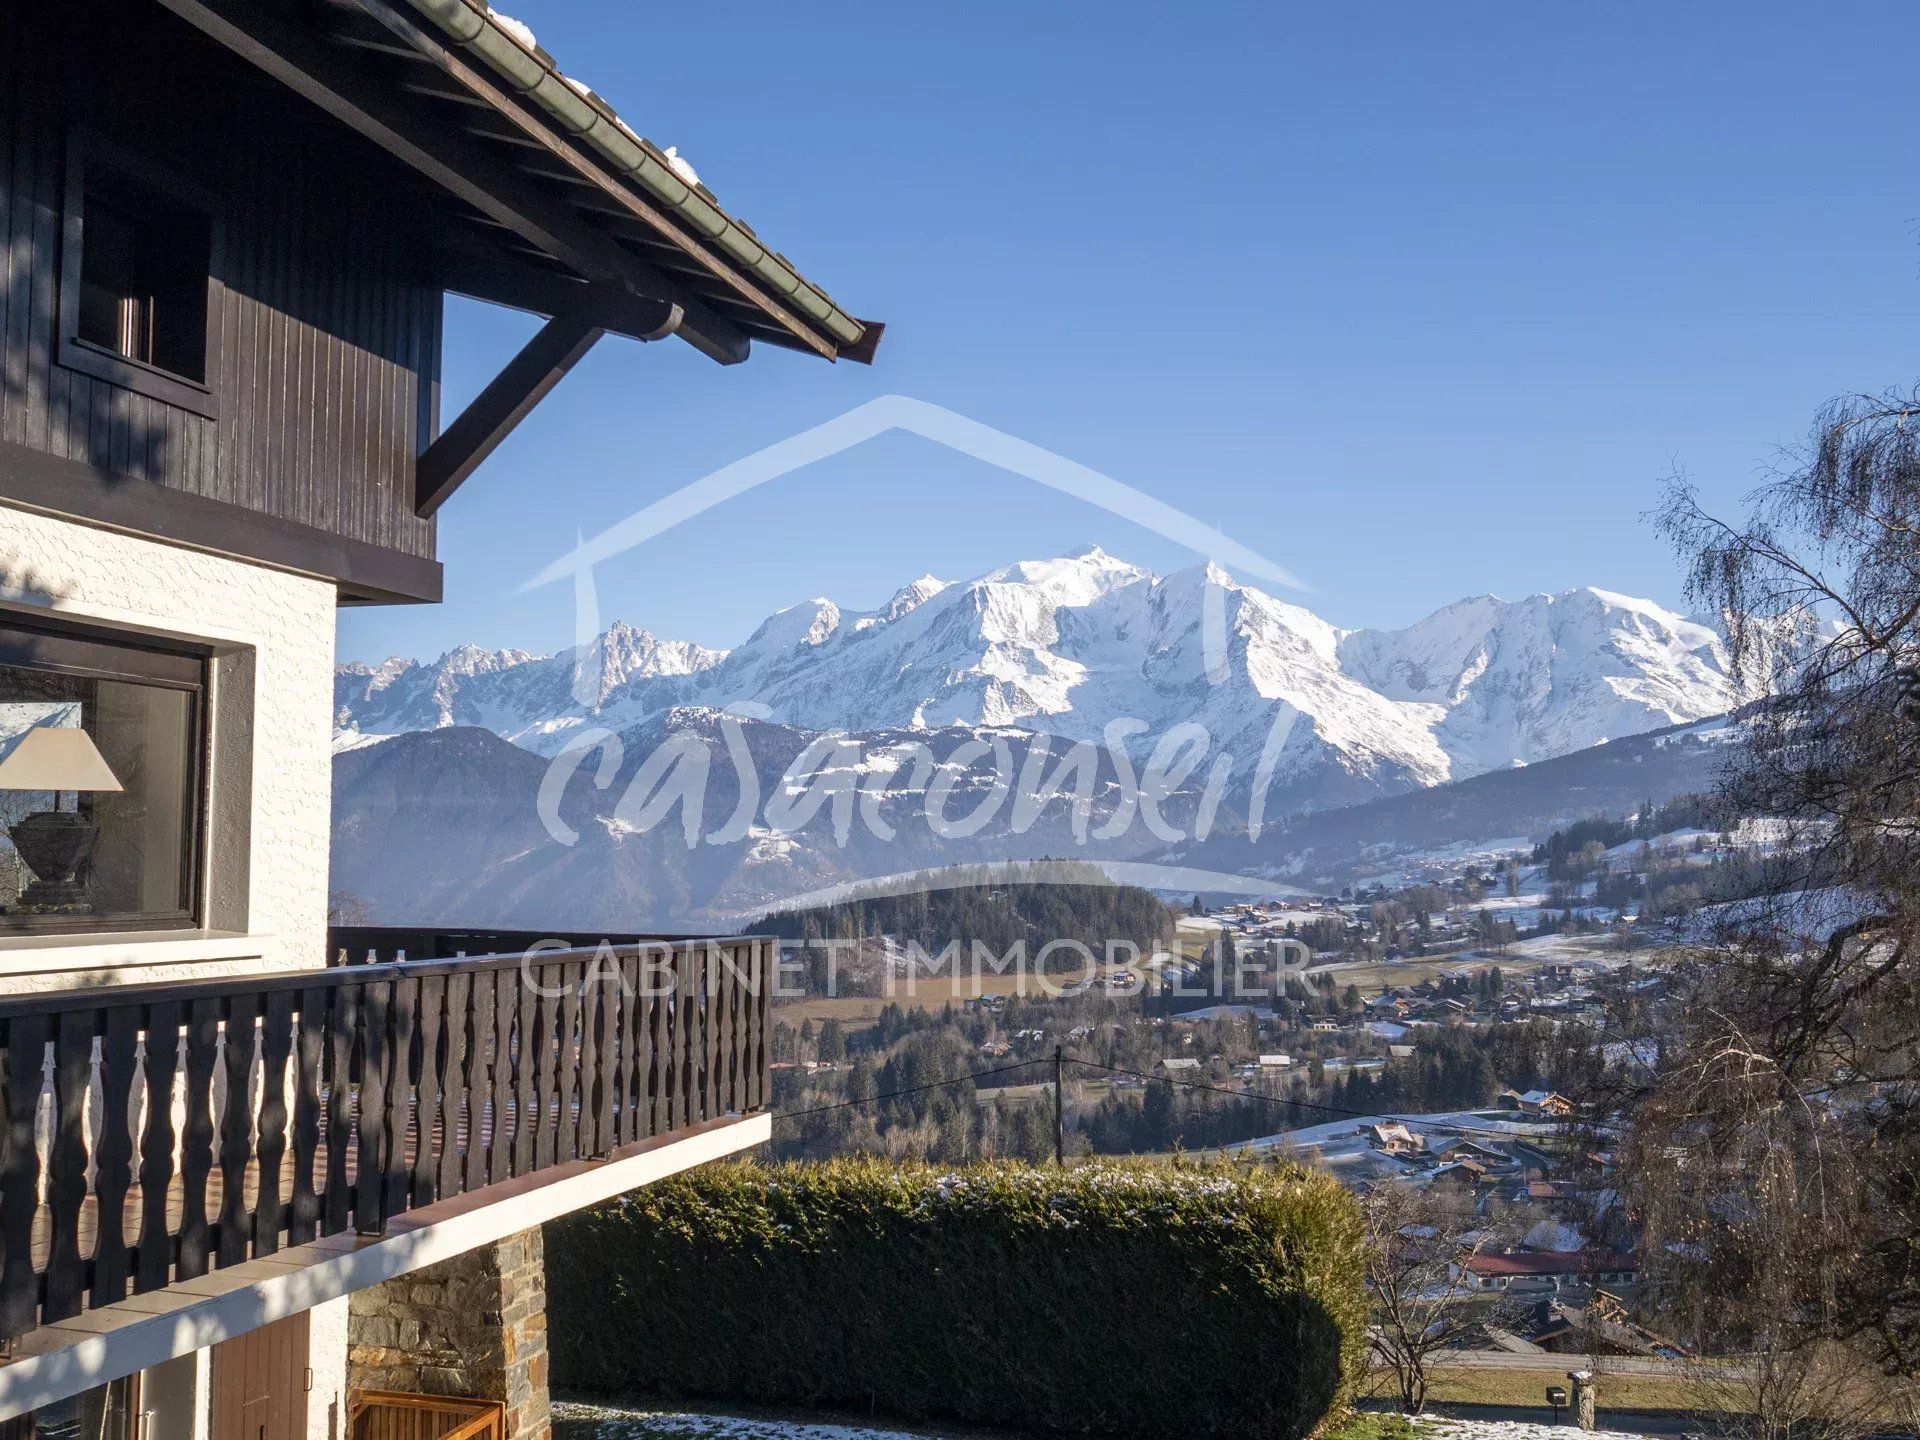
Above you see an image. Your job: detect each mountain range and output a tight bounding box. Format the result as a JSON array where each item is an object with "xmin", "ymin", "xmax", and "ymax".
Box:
[
  {"xmin": 329, "ymin": 549, "xmax": 1763, "ymax": 926},
  {"xmin": 337, "ymin": 545, "xmax": 1753, "ymax": 793}
]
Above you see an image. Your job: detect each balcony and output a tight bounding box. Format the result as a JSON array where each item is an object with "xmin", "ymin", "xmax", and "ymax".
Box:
[{"xmin": 0, "ymin": 931, "xmax": 772, "ymax": 1350}]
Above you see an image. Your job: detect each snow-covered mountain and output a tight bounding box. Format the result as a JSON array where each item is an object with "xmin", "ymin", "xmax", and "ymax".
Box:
[
  {"xmin": 336, "ymin": 547, "xmax": 1750, "ymax": 801},
  {"xmin": 1335, "ymin": 587, "xmax": 1760, "ymax": 777}
]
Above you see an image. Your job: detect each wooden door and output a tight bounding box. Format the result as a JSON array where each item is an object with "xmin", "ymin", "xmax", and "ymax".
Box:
[{"xmin": 212, "ymin": 1312, "xmax": 310, "ymax": 1440}]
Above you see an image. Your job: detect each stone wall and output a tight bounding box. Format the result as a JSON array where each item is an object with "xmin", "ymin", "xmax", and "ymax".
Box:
[{"xmin": 347, "ymin": 1228, "xmax": 552, "ymax": 1440}]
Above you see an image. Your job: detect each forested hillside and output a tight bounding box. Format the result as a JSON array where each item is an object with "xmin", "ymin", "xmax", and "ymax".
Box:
[{"xmin": 758, "ymin": 863, "xmax": 1173, "ymax": 957}]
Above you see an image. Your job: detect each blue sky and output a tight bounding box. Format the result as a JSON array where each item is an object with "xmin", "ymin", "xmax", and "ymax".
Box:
[{"xmin": 339, "ymin": 1, "xmax": 1920, "ymax": 666}]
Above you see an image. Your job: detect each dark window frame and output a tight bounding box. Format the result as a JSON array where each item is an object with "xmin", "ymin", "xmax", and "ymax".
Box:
[
  {"xmin": 0, "ymin": 1374, "xmax": 141, "ymax": 1440},
  {"xmin": 0, "ymin": 611, "xmax": 213, "ymax": 938},
  {"xmin": 56, "ymin": 130, "xmax": 223, "ymax": 420}
]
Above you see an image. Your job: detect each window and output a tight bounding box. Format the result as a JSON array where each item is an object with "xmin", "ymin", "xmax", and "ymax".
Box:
[
  {"xmin": 77, "ymin": 177, "xmax": 212, "ymax": 381},
  {"xmin": 0, "ymin": 1378, "xmax": 138, "ymax": 1440},
  {"xmin": 0, "ymin": 616, "xmax": 208, "ymax": 934},
  {"xmin": 59, "ymin": 133, "xmax": 219, "ymax": 416}
]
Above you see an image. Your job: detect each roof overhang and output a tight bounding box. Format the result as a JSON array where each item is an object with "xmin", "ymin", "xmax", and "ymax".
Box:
[{"xmin": 153, "ymin": 0, "xmax": 882, "ymax": 367}]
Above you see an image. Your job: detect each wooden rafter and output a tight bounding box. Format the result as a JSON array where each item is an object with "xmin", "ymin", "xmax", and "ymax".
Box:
[
  {"xmin": 342, "ymin": 0, "xmax": 840, "ymax": 361},
  {"xmin": 150, "ymin": 0, "xmax": 751, "ymax": 366},
  {"xmin": 414, "ymin": 306, "xmax": 608, "ymax": 517}
]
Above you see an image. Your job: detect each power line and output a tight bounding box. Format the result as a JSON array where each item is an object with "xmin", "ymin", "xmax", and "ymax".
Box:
[{"xmin": 771, "ymin": 1058, "xmax": 1048, "ymax": 1122}]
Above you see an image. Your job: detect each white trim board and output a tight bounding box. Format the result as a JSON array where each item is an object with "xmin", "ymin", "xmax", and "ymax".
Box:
[{"xmin": 0, "ymin": 1111, "xmax": 770, "ymax": 1419}]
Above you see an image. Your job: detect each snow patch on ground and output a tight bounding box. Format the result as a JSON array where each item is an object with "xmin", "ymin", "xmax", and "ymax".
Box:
[
  {"xmin": 1419, "ymin": 1417, "xmax": 1643, "ymax": 1440},
  {"xmin": 555, "ymin": 1402, "xmax": 950, "ymax": 1440},
  {"xmin": 556, "ymin": 1404, "xmax": 1653, "ymax": 1440}
]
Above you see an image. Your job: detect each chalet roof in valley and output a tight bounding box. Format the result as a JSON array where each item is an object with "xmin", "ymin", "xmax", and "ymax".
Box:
[
  {"xmin": 163, "ymin": 0, "xmax": 881, "ymax": 367},
  {"xmin": 1464, "ymin": 1249, "xmax": 1636, "ymax": 1278}
]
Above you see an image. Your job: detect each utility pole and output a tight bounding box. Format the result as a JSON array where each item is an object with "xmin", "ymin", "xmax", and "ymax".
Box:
[{"xmin": 1053, "ymin": 1044, "xmax": 1066, "ymax": 1166}]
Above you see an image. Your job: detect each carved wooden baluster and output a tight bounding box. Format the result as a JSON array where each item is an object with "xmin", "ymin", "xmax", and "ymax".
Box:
[
  {"xmin": 288, "ymin": 987, "xmax": 327, "ymax": 1245},
  {"xmin": 488, "ymin": 968, "xmax": 515, "ymax": 1181},
  {"xmin": 135, "ymin": 1002, "xmax": 182, "ymax": 1291},
  {"xmin": 322, "ymin": 986, "xmax": 358, "ymax": 1236},
  {"xmin": 438, "ymin": 970, "xmax": 470, "ymax": 1200},
  {"xmin": 512, "ymin": 975, "xmax": 539, "ymax": 1176},
  {"xmin": 558, "ymin": 973, "xmax": 582, "ymax": 1162},
  {"xmin": 615, "ymin": 952, "xmax": 640, "ymax": 1146},
  {"xmin": 649, "ymin": 952, "xmax": 670, "ymax": 1137},
  {"xmin": 354, "ymin": 980, "xmax": 391, "ymax": 1234},
  {"xmin": 530, "ymin": 968, "xmax": 556, "ymax": 1170},
  {"xmin": 0, "ymin": 1014, "xmax": 50, "ymax": 1339},
  {"xmin": 253, "ymin": 991, "xmax": 296, "ymax": 1254},
  {"xmin": 412, "ymin": 975, "xmax": 445, "ymax": 1206},
  {"xmin": 462, "ymin": 970, "xmax": 493, "ymax": 1192},
  {"xmin": 217, "ymin": 995, "xmax": 260, "ymax": 1267},
  {"xmin": 757, "ymin": 938, "xmax": 774, "ymax": 1112},
  {"xmin": 92, "ymin": 1007, "xmax": 140, "ymax": 1304},
  {"xmin": 177, "ymin": 998, "xmax": 221, "ymax": 1279}
]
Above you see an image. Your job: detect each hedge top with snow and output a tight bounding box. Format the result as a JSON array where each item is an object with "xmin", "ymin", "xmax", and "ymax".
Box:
[{"xmin": 546, "ymin": 1158, "xmax": 1367, "ymax": 1440}]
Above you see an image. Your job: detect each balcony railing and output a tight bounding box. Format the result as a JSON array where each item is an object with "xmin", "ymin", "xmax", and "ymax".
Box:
[
  {"xmin": 328, "ymin": 926, "xmax": 698, "ymax": 968},
  {"xmin": 0, "ymin": 935, "xmax": 772, "ymax": 1345}
]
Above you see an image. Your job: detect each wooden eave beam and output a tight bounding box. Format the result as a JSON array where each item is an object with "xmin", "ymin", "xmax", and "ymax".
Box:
[
  {"xmin": 152, "ymin": 0, "xmax": 750, "ymax": 366},
  {"xmin": 436, "ymin": 243, "xmax": 686, "ymax": 346},
  {"xmin": 342, "ymin": 0, "xmax": 841, "ymax": 363},
  {"xmin": 414, "ymin": 306, "xmax": 607, "ymax": 517}
]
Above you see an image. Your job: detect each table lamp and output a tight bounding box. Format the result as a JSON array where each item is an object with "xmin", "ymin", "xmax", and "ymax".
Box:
[{"xmin": 0, "ymin": 726, "xmax": 124, "ymax": 914}]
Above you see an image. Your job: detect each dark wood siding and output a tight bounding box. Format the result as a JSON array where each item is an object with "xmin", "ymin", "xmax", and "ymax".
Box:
[{"xmin": 0, "ymin": 0, "xmax": 440, "ymax": 567}]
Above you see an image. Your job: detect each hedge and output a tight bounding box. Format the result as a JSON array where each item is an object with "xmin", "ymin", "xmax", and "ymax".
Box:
[{"xmin": 546, "ymin": 1158, "xmax": 1366, "ymax": 1440}]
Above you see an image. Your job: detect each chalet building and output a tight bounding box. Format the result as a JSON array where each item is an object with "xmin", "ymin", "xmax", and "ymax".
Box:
[
  {"xmin": 1458, "ymin": 1249, "xmax": 1638, "ymax": 1294},
  {"xmin": 1504, "ymin": 1291, "xmax": 1688, "ymax": 1360},
  {"xmin": 1359, "ymin": 1121, "xmax": 1422, "ymax": 1157},
  {"xmin": 1429, "ymin": 1159, "xmax": 1488, "ymax": 1191},
  {"xmin": 1428, "ymin": 1137, "xmax": 1511, "ymax": 1172},
  {"xmin": 0, "ymin": 1, "xmax": 877, "ymax": 1437}
]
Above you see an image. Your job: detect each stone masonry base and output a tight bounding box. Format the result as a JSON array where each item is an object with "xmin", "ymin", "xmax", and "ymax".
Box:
[{"xmin": 347, "ymin": 1226, "xmax": 552, "ymax": 1440}]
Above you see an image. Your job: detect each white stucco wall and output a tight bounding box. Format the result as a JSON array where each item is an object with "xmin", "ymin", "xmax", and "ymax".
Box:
[
  {"xmin": 0, "ymin": 507, "xmax": 336, "ymax": 986},
  {"xmin": 307, "ymin": 1294, "xmax": 351, "ymax": 1440}
]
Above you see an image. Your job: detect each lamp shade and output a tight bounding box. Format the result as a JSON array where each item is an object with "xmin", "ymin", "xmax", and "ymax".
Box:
[{"xmin": 0, "ymin": 726, "xmax": 123, "ymax": 793}]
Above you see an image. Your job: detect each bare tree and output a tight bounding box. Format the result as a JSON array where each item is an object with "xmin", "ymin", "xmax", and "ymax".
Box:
[
  {"xmin": 1633, "ymin": 386, "xmax": 1920, "ymax": 1375},
  {"xmin": 327, "ymin": 888, "xmax": 372, "ymax": 925},
  {"xmin": 1361, "ymin": 1184, "xmax": 1510, "ymax": 1413}
]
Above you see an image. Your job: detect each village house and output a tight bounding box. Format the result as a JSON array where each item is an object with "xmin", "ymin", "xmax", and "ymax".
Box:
[
  {"xmin": 1429, "ymin": 1158, "xmax": 1487, "ymax": 1189},
  {"xmin": 1458, "ymin": 1249, "xmax": 1639, "ymax": 1294},
  {"xmin": 0, "ymin": 1, "xmax": 875, "ymax": 1435},
  {"xmin": 1506, "ymin": 1141, "xmax": 1559, "ymax": 1181},
  {"xmin": 1428, "ymin": 1137, "xmax": 1514, "ymax": 1173},
  {"xmin": 1502, "ymin": 1291, "xmax": 1688, "ymax": 1359},
  {"xmin": 1498, "ymin": 1088, "xmax": 1576, "ymax": 1118},
  {"xmin": 1360, "ymin": 1122, "xmax": 1424, "ymax": 1157}
]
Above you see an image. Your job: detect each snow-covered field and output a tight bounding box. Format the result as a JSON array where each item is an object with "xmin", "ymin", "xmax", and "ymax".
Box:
[{"xmin": 1222, "ymin": 1107, "xmax": 1562, "ymax": 1175}]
